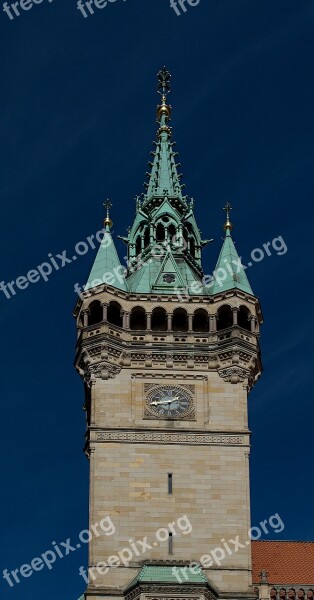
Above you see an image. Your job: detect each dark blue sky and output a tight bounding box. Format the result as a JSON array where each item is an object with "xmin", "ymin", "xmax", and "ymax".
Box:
[{"xmin": 1, "ymin": 1, "xmax": 313, "ymax": 598}]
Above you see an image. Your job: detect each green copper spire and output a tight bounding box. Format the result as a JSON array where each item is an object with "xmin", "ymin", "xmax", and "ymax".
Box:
[
  {"xmin": 144, "ymin": 67, "xmax": 185, "ymax": 203},
  {"xmin": 85, "ymin": 201, "xmax": 127, "ymax": 292},
  {"xmin": 210, "ymin": 204, "xmax": 253, "ymax": 296},
  {"xmin": 124, "ymin": 68, "xmax": 211, "ymax": 295}
]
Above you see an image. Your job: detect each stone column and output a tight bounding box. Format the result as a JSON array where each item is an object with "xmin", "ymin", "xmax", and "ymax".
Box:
[
  {"xmin": 251, "ymin": 316, "xmax": 257, "ymax": 333},
  {"xmin": 122, "ymin": 311, "xmax": 129, "ymax": 329},
  {"xmin": 210, "ymin": 315, "xmax": 217, "ymax": 332},
  {"xmin": 101, "ymin": 303, "xmax": 108, "ymax": 322},
  {"xmin": 82, "ymin": 310, "xmax": 89, "ymax": 327},
  {"xmin": 188, "ymin": 313, "xmax": 193, "ymax": 332},
  {"xmin": 233, "ymin": 307, "xmax": 238, "ymax": 326},
  {"xmin": 147, "ymin": 312, "xmax": 152, "ymax": 330},
  {"xmin": 167, "ymin": 314, "xmax": 172, "ymax": 331}
]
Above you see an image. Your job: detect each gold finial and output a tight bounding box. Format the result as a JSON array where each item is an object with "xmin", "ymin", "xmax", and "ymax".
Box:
[
  {"xmin": 223, "ymin": 202, "xmax": 233, "ymax": 232},
  {"xmin": 103, "ymin": 199, "xmax": 113, "ymax": 229}
]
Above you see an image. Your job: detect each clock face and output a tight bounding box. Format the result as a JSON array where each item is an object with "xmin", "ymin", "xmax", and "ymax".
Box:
[{"xmin": 146, "ymin": 385, "xmax": 194, "ymax": 419}]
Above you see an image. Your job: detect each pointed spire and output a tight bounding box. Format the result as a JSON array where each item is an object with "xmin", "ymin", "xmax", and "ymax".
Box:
[
  {"xmin": 85, "ymin": 202, "xmax": 127, "ymax": 292},
  {"xmin": 125, "ymin": 69, "xmax": 207, "ymax": 295},
  {"xmin": 210, "ymin": 205, "xmax": 253, "ymax": 296},
  {"xmin": 144, "ymin": 68, "xmax": 186, "ymax": 204}
]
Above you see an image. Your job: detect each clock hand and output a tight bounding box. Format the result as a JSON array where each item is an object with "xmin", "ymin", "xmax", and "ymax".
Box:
[
  {"xmin": 151, "ymin": 396, "xmax": 181, "ymax": 406},
  {"xmin": 151, "ymin": 399, "xmax": 173, "ymax": 406}
]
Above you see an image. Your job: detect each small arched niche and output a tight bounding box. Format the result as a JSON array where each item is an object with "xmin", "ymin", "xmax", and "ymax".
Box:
[
  {"xmin": 193, "ymin": 309, "xmax": 209, "ymax": 332},
  {"xmin": 87, "ymin": 300, "xmax": 103, "ymax": 326},
  {"xmin": 107, "ymin": 301, "xmax": 123, "ymax": 327},
  {"xmin": 151, "ymin": 307, "xmax": 167, "ymax": 331},
  {"xmin": 217, "ymin": 305, "xmax": 233, "ymax": 331},
  {"xmin": 130, "ymin": 307, "xmax": 147, "ymax": 331}
]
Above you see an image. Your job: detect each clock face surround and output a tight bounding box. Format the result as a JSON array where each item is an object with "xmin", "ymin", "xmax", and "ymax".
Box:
[{"xmin": 145, "ymin": 384, "xmax": 194, "ymax": 420}]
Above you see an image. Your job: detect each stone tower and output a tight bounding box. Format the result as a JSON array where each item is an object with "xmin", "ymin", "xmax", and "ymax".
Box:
[{"xmin": 74, "ymin": 68, "xmax": 263, "ymax": 600}]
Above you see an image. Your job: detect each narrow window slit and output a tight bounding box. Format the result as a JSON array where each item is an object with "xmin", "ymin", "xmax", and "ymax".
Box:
[
  {"xmin": 169, "ymin": 532, "xmax": 173, "ymax": 554},
  {"xmin": 168, "ymin": 473, "xmax": 173, "ymax": 494}
]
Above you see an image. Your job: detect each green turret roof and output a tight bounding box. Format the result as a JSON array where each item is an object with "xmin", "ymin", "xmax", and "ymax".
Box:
[
  {"xmin": 85, "ymin": 203, "xmax": 127, "ymax": 292},
  {"xmin": 210, "ymin": 208, "xmax": 253, "ymax": 296}
]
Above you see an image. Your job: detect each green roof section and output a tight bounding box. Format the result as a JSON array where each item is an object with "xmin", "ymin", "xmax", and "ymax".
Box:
[
  {"xmin": 210, "ymin": 225, "xmax": 253, "ymax": 296},
  {"xmin": 123, "ymin": 69, "xmax": 212, "ymax": 296},
  {"xmin": 126, "ymin": 565, "xmax": 208, "ymax": 590},
  {"xmin": 85, "ymin": 227, "xmax": 127, "ymax": 292}
]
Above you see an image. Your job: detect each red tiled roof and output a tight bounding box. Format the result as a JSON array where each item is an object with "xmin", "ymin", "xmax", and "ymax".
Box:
[{"xmin": 252, "ymin": 541, "xmax": 314, "ymax": 585}]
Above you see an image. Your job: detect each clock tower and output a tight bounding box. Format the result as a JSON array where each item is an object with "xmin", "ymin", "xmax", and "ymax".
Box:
[{"xmin": 74, "ymin": 69, "xmax": 263, "ymax": 600}]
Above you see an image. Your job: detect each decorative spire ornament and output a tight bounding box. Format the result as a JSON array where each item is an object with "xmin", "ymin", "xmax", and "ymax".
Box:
[
  {"xmin": 223, "ymin": 202, "xmax": 233, "ymax": 233},
  {"xmin": 157, "ymin": 67, "xmax": 172, "ymax": 126},
  {"xmin": 103, "ymin": 199, "xmax": 113, "ymax": 231}
]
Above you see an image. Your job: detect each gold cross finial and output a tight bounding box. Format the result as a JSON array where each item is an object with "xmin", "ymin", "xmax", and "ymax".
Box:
[
  {"xmin": 103, "ymin": 199, "xmax": 113, "ymax": 229},
  {"xmin": 157, "ymin": 67, "xmax": 171, "ymax": 98},
  {"xmin": 223, "ymin": 202, "xmax": 233, "ymax": 232}
]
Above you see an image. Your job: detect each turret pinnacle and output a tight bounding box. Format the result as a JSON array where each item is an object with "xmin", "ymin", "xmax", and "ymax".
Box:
[
  {"xmin": 103, "ymin": 199, "xmax": 113, "ymax": 232},
  {"xmin": 223, "ymin": 202, "xmax": 233, "ymax": 234},
  {"xmin": 211, "ymin": 205, "xmax": 253, "ymax": 296},
  {"xmin": 85, "ymin": 202, "xmax": 126, "ymax": 292},
  {"xmin": 144, "ymin": 67, "xmax": 186, "ymax": 205}
]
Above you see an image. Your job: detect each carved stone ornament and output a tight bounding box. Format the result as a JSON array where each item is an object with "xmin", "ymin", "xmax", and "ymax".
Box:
[
  {"xmin": 85, "ymin": 361, "xmax": 121, "ymax": 381},
  {"xmin": 218, "ymin": 366, "xmax": 251, "ymax": 384},
  {"xmin": 95, "ymin": 430, "xmax": 244, "ymax": 446}
]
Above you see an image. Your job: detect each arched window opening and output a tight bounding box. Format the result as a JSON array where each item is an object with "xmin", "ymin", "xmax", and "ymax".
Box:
[
  {"xmin": 172, "ymin": 308, "xmax": 188, "ymax": 332},
  {"xmin": 168, "ymin": 223, "xmax": 176, "ymax": 244},
  {"xmin": 151, "ymin": 307, "xmax": 167, "ymax": 331},
  {"xmin": 156, "ymin": 223, "xmax": 165, "ymax": 242},
  {"xmin": 135, "ymin": 235, "xmax": 141, "ymax": 256},
  {"xmin": 217, "ymin": 306, "xmax": 233, "ymax": 331},
  {"xmin": 238, "ymin": 306, "xmax": 251, "ymax": 331},
  {"xmin": 130, "ymin": 307, "xmax": 147, "ymax": 331},
  {"xmin": 88, "ymin": 301, "xmax": 103, "ymax": 326},
  {"xmin": 144, "ymin": 228, "xmax": 150, "ymax": 248},
  {"xmin": 107, "ymin": 301, "xmax": 123, "ymax": 327},
  {"xmin": 193, "ymin": 309, "xmax": 209, "ymax": 332},
  {"xmin": 190, "ymin": 237, "xmax": 196, "ymax": 258}
]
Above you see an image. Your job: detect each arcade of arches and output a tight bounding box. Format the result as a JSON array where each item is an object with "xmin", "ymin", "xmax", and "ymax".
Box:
[{"xmin": 82, "ymin": 300, "xmax": 257, "ymax": 333}]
